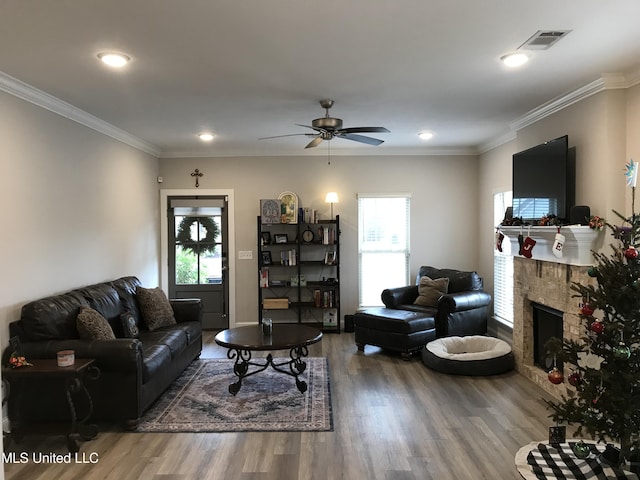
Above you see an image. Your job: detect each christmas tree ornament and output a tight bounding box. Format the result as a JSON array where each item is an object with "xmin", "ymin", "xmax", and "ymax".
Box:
[
  {"xmin": 571, "ymin": 441, "xmax": 591, "ymax": 459},
  {"xmin": 580, "ymin": 304, "xmax": 594, "ymax": 317},
  {"xmin": 613, "ymin": 342, "xmax": 631, "ymax": 360},
  {"xmin": 548, "ymin": 367, "xmax": 564, "ymax": 384},
  {"xmin": 590, "ymin": 320, "xmax": 604, "ymax": 334},
  {"xmin": 587, "ymin": 266, "xmax": 598, "ymax": 277},
  {"xmin": 624, "ymin": 246, "xmax": 638, "ymax": 260},
  {"xmin": 552, "ymin": 228, "xmax": 565, "ymax": 258},
  {"xmin": 568, "ymin": 372, "xmax": 582, "ymax": 387}
]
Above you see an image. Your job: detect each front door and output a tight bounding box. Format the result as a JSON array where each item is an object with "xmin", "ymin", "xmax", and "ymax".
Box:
[{"xmin": 168, "ymin": 196, "xmax": 229, "ymax": 329}]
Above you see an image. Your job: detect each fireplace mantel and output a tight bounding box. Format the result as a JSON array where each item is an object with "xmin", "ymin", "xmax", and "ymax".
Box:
[{"xmin": 501, "ymin": 226, "xmax": 601, "ymax": 266}]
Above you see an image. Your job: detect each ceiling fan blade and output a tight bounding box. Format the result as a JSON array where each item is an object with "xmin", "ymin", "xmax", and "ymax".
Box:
[
  {"xmin": 339, "ymin": 133, "xmax": 385, "ymax": 146},
  {"xmin": 339, "ymin": 126, "xmax": 390, "ymax": 134},
  {"xmin": 295, "ymin": 123, "xmax": 326, "ymax": 134},
  {"xmin": 258, "ymin": 133, "xmax": 312, "ymax": 140},
  {"xmin": 305, "ymin": 136, "xmax": 324, "ymax": 149}
]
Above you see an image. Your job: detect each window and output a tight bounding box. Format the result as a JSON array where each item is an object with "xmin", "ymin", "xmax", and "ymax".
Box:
[
  {"xmin": 358, "ymin": 194, "xmax": 410, "ymax": 307},
  {"xmin": 494, "ymin": 190, "xmax": 513, "ymax": 326}
]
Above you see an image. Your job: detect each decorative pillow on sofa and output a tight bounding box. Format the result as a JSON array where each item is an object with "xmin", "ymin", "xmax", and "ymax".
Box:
[
  {"xmin": 136, "ymin": 287, "xmax": 176, "ymax": 331},
  {"xmin": 76, "ymin": 306, "xmax": 116, "ymax": 340},
  {"xmin": 414, "ymin": 276, "xmax": 449, "ymax": 307},
  {"xmin": 120, "ymin": 311, "xmax": 140, "ymax": 338}
]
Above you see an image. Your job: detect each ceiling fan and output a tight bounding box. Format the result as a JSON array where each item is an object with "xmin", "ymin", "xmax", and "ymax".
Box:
[{"xmin": 259, "ymin": 99, "xmax": 390, "ymax": 149}]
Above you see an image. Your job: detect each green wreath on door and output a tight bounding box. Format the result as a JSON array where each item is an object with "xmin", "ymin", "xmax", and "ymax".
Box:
[{"xmin": 176, "ymin": 217, "xmax": 219, "ymax": 255}]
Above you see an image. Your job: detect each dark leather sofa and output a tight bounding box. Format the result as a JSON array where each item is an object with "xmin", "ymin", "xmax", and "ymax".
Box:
[
  {"xmin": 381, "ymin": 266, "xmax": 491, "ymax": 337},
  {"xmin": 5, "ymin": 276, "xmax": 202, "ymax": 429}
]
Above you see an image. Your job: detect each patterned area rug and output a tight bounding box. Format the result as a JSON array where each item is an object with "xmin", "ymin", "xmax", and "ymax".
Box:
[{"xmin": 137, "ymin": 357, "xmax": 332, "ymax": 432}]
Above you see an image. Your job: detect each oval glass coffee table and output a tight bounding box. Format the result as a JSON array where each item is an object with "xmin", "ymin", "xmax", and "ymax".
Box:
[{"xmin": 214, "ymin": 324, "xmax": 322, "ymax": 395}]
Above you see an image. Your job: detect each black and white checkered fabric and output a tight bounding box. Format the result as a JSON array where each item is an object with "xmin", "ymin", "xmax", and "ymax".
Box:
[{"xmin": 526, "ymin": 443, "xmax": 638, "ymax": 480}]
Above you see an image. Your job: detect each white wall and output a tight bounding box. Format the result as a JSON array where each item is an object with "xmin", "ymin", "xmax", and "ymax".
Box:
[
  {"xmin": 159, "ymin": 154, "xmax": 481, "ymax": 325},
  {"xmin": 0, "ymin": 91, "xmax": 161, "ymax": 346}
]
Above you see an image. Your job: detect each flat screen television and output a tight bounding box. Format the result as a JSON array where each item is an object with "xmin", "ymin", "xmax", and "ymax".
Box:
[{"xmin": 512, "ymin": 135, "xmax": 575, "ymax": 223}]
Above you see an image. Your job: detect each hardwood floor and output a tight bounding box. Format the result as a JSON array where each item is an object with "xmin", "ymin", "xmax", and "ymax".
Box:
[{"xmin": 4, "ymin": 331, "xmax": 555, "ymax": 479}]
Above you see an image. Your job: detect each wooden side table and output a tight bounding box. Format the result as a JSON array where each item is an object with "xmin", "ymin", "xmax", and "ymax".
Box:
[{"xmin": 2, "ymin": 358, "xmax": 100, "ymax": 452}]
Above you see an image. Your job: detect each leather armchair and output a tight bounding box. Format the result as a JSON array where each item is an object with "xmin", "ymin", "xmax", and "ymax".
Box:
[{"xmin": 381, "ymin": 266, "xmax": 491, "ymax": 337}]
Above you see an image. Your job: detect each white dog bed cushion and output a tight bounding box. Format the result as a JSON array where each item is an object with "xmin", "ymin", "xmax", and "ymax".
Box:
[{"xmin": 422, "ymin": 335, "xmax": 514, "ymax": 375}]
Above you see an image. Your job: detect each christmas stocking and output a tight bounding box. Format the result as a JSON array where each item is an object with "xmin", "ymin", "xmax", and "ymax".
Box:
[
  {"xmin": 552, "ymin": 230, "xmax": 565, "ymax": 258},
  {"xmin": 518, "ymin": 233, "xmax": 524, "ymax": 256},
  {"xmin": 495, "ymin": 230, "xmax": 504, "ymax": 252},
  {"xmin": 522, "ymin": 236, "xmax": 536, "ymax": 258}
]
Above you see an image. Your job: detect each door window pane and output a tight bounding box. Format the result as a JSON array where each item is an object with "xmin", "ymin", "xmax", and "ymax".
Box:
[{"xmin": 174, "ymin": 215, "xmax": 221, "ymax": 285}]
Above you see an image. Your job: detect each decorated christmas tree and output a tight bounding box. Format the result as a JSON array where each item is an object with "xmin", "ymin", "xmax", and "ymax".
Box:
[{"xmin": 546, "ymin": 160, "xmax": 640, "ymax": 465}]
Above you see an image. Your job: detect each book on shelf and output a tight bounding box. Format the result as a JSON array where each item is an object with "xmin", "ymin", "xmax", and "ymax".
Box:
[
  {"xmin": 259, "ymin": 269, "xmax": 269, "ymax": 288},
  {"xmin": 303, "ymin": 208, "xmax": 318, "ymax": 224},
  {"xmin": 280, "ymin": 249, "xmax": 297, "ymax": 265}
]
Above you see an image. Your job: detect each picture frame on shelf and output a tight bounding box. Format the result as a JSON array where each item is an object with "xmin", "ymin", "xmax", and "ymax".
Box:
[
  {"xmin": 274, "ymin": 234, "xmax": 289, "ymax": 244},
  {"xmin": 278, "ymin": 191, "xmax": 299, "ymax": 224},
  {"xmin": 261, "ymin": 231, "xmax": 272, "ymax": 245},
  {"xmin": 261, "ymin": 251, "xmax": 272, "ymax": 265},
  {"xmin": 260, "ymin": 199, "xmax": 281, "ymax": 225}
]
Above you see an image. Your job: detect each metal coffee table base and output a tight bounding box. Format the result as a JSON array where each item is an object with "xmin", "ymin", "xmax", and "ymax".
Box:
[{"xmin": 226, "ymin": 346, "xmax": 309, "ymax": 395}]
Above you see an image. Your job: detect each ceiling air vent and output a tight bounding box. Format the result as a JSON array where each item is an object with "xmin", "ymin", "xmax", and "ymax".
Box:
[{"xmin": 519, "ymin": 30, "xmax": 571, "ymax": 50}]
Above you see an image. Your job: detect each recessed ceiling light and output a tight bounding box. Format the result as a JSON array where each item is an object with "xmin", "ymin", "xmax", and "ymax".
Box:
[
  {"xmin": 97, "ymin": 52, "xmax": 130, "ymax": 68},
  {"xmin": 418, "ymin": 131, "xmax": 434, "ymax": 141},
  {"xmin": 199, "ymin": 133, "xmax": 215, "ymax": 142},
  {"xmin": 501, "ymin": 53, "xmax": 529, "ymax": 68}
]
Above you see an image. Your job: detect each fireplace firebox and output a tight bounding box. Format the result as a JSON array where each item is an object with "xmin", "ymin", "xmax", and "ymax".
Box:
[{"xmin": 532, "ymin": 302, "xmax": 564, "ymax": 371}]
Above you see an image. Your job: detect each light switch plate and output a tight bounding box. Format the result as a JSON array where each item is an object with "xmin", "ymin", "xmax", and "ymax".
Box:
[{"xmin": 238, "ymin": 251, "xmax": 253, "ymax": 260}]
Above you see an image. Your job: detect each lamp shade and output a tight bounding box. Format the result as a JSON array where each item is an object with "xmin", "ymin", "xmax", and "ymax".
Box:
[{"xmin": 325, "ymin": 192, "xmax": 339, "ymax": 204}]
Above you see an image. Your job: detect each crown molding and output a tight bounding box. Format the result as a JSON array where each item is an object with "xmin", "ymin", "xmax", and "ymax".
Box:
[
  {"xmin": 158, "ymin": 145, "xmax": 479, "ymax": 159},
  {"xmin": 0, "ymin": 71, "xmax": 161, "ymax": 157},
  {"xmin": 509, "ymin": 69, "xmax": 639, "ymax": 134},
  {"xmin": 478, "ymin": 130, "xmax": 517, "ymax": 155}
]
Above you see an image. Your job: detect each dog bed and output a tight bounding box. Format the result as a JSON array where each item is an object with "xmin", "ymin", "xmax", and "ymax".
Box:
[{"xmin": 422, "ymin": 335, "xmax": 514, "ymax": 375}]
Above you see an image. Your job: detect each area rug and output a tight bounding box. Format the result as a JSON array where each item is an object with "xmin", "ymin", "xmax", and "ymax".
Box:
[{"xmin": 137, "ymin": 357, "xmax": 332, "ymax": 432}]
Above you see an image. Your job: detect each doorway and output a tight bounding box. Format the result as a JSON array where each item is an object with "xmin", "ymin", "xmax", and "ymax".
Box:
[{"xmin": 168, "ymin": 196, "xmax": 229, "ymax": 329}]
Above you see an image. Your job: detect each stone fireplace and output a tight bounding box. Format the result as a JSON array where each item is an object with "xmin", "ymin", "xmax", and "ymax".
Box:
[
  {"xmin": 502, "ymin": 226, "xmax": 600, "ymax": 399},
  {"xmin": 512, "ymin": 257, "xmax": 592, "ymax": 398}
]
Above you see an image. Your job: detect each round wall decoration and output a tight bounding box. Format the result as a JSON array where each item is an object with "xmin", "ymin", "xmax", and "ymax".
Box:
[{"xmin": 176, "ymin": 216, "xmax": 218, "ymax": 255}]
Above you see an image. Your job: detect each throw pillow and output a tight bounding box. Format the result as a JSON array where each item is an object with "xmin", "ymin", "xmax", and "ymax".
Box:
[
  {"xmin": 76, "ymin": 307, "xmax": 116, "ymax": 340},
  {"xmin": 120, "ymin": 311, "xmax": 140, "ymax": 338},
  {"xmin": 414, "ymin": 276, "xmax": 449, "ymax": 307},
  {"xmin": 136, "ymin": 286, "xmax": 176, "ymax": 331}
]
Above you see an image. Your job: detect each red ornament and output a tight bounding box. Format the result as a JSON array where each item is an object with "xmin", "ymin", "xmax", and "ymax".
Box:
[
  {"xmin": 568, "ymin": 372, "xmax": 582, "ymax": 387},
  {"xmin": 548, "ymin": 367, "xmax": 564, "ymax": 384},
  {"xmin": 625, "ymin": 247, "xmax": 638, "ymax": 260},
  {"xmin": 580, "ymin": 304, "xmax": 594, "ymax": 316},
  {"xmin": 590, "ymin": 320, "xmax": 604, "ymax": 334}
]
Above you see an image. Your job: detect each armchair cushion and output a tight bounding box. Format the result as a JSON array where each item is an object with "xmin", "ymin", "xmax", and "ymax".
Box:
[{"xmin": 414, "ymin": 276, "xmax": 449, "ymax": 307}]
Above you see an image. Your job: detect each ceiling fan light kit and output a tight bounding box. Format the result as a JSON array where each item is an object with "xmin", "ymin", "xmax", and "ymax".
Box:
[{"xmin": 260, "ymin": 99, "xmax": 389, "ymax": 149}]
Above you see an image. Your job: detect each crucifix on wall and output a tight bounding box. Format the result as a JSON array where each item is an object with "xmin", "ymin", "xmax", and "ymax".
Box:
[{"xmin": 191, "ymin": 169, "xmax": 203, "ymax": 188}]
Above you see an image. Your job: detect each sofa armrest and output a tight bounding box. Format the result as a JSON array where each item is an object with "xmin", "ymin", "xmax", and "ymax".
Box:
[
  {"xmin": 437, "ymin": 291, "xmax": 492, "ymax": 313},
  {"xmin": 14, "ymin": 338, "xmax": 142, "ymax": 372},
  {"xmin": 170, "ymin": 298, "xmax": 203, "ymax": 324},
  {"xmin": 381, "ymin": 286, "xmax": 419, "ymax": 308}
]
